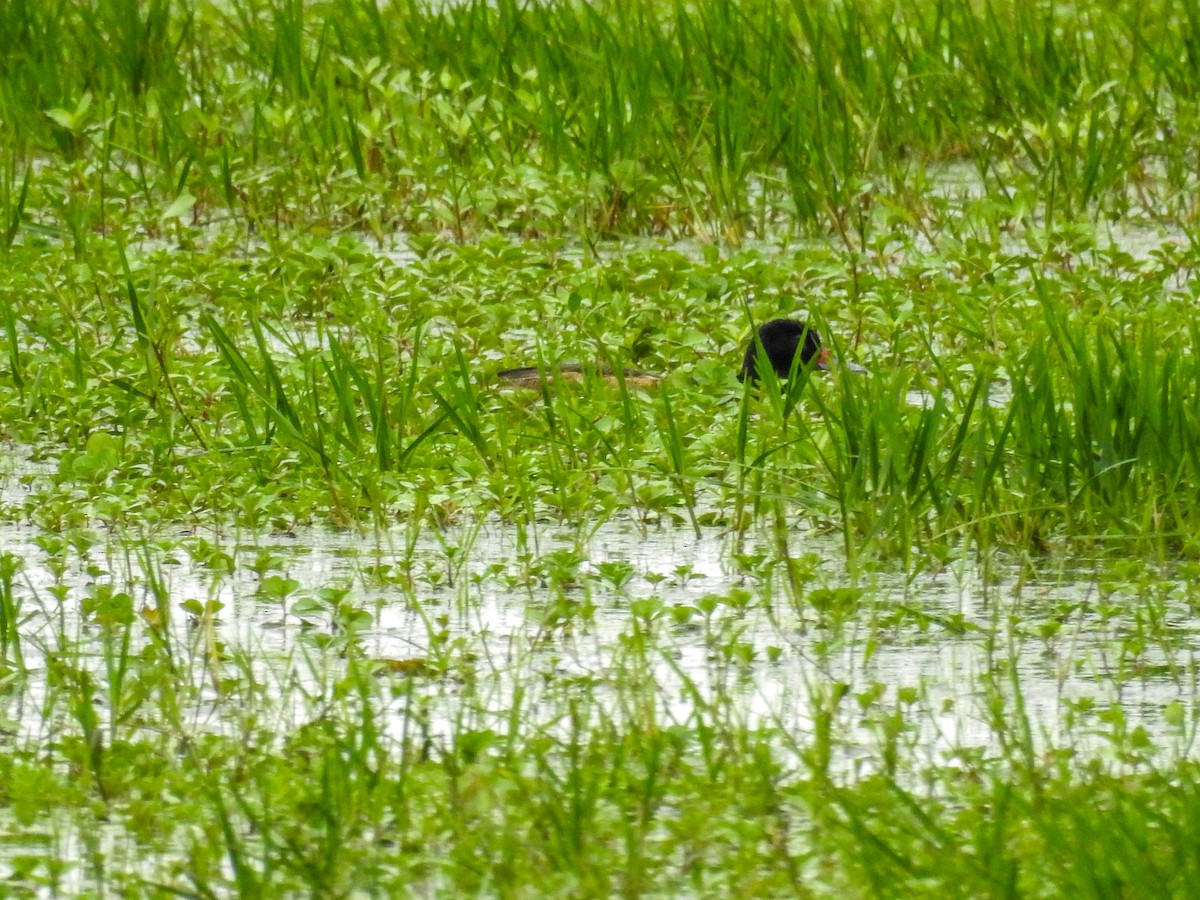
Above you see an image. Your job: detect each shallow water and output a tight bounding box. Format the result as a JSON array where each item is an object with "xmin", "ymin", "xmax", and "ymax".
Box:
[{"xmin": 2, "ymin": 476, "xmax": 1195, "ymax": 773}]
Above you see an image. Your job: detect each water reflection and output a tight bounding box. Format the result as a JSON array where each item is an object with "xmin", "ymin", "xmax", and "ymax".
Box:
[{"xmin": 1, "ymin": 511, "xmax": 1195, "ymax": 771}]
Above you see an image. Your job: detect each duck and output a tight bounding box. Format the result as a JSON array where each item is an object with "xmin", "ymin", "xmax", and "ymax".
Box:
[
  {"xmin": 497, "ymin": 318, "xmax": 862, "ymax": 390},
  {"xmin": 739, "ymin": 319, "xmax": 866, "ymax": 381}
]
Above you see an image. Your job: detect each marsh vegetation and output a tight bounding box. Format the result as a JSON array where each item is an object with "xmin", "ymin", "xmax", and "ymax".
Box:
[{"xmin": 3, "ymin": 0, "xmax": 1200, "ymax": 895}]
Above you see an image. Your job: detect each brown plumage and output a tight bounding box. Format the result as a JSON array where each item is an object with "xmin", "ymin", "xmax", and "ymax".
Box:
[{"xmin": 497, "ymin": 363, "xmax": 661, "ymax": 390}]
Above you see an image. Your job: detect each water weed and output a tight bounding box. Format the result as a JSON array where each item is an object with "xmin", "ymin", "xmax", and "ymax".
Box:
[{"xmin": 3, "ymin": 0, "xmax": 1200, "ymax": 895}]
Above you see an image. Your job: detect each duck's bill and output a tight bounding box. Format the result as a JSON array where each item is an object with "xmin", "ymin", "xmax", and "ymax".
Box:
[{"xmin": 813, "ymin": 348, "xmax": 868, "ymax": 374}]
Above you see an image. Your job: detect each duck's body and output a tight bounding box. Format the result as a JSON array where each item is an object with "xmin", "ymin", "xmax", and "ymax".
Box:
[
  {"xmin": 497, "ymin": 363, "xmax": 661, "ymax": 390},
  {"xmin": 497, "ymin": 318, "xmax": 859, "ymax": 392}
]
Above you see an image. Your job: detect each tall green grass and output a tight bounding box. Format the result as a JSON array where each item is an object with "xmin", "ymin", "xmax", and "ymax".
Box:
[
  {"xmin": 730, "ymin": 293, "xmax": 1200, "ymax": 564},
  {"xmin": 0, "ymin": 552, "xmax": 24, "ymax": 671},
  {"xmin": 1, "ymin": 0, "xmax": 1197, "ymax": 241}
]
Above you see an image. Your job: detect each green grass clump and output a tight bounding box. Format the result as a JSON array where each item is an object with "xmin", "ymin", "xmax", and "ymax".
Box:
[{"xmin": 1, "ymin": 0, "xmax": 1199, "ymax": 244}]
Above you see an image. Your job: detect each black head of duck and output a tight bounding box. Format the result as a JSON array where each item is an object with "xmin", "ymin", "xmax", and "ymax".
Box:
[
  {"xmin": 738, "ymin": 318, "xmax": 867, "ymax": 382},
  {"xmin": 739, "ymin": 319, "xmax": 827, "ymax": 381}
]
